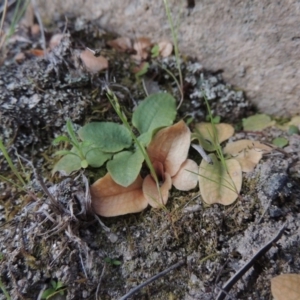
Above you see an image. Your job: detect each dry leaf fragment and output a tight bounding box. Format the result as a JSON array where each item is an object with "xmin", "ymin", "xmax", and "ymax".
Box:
[
  {"xmin": 158, "ymin": 40, "xmax": 173, "ymax": 57},
  {"xmin": 199, "ymin": 154, "xmax": 242, "ymax": 205},
  {"xmin": 143, "ymin": 172, "xmax": 172, "ymax": 208},
  {"xmin": 14, "ymin": 52, "xmax": 26, "ymax": 63},
  {"xmin": 223, "ymin": 139, "xmax": 273, "ymax": 172},
  {"xmin": 107, "ymin": 37, "xmax": 132, "ymax": 52},
  {"xmin": 132, "ymin": 37, "xmax": 152, "ymax": 61},
  {"xmin": 27, "ymin": 49, "xmax": 45, "ymax": 56},
  {"xmin": 277, "ymin": 115, "xmax": 300, "ymax": 131},
  {"xmin": 90, "ymin": 173, "xmax": 147, "ymax": 217},
  {"xmin": 30, "ymin": 24, "xmax": 40, "ymax": 36},
  {"xmin": 172, "ymin": 159, "xmax": 198, "ymax": 191},
  {"xmin": 49, "ymin": 33, "xmax": 65, "ymax": 49},
  {"xmin": 271, "ymin": 274, "xmax": 300, "ymax": 300},
  {"xmin": 80, "ymin": 49, "xmax": 108, "ymax": 73},
  {"xmin": 194, "ymin": 123, "xmax": 235, "ymax": 152}
]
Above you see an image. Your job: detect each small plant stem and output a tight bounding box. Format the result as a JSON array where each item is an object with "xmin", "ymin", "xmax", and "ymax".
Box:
[
  {"xmin": 0, "ymin": 139, "xmax": 26, "ymax": 186},
  {"xmin": 0, "ymin": 175, "xmax": 27, "ymax": 192},
  {"xmin": 0, "ymin": 0, "xmax": 8, "ymax": 36},
  {"xmin": 163, "ymin": 0, "xmax": 184, "ymax": 109},
  {"xmin": 106, "ymin": 88, "xmax": 163, "ymax": 203},
  {"xmin": 202, "ymin": 93, "xmax": 240, "ymax": 196},
  {"xmin": 0, "ymin": 277, "xmax": 11, "ymax": 300},
  {"xmin": 156, "ymin": 61, "xmax": 182, "ymax": 102},
  {"xmin": 66, "ymin": 119, "xmax": 80, "ymax": 148},
  {"xmin": 8, "ymin": 0, "xmax": 30, "ymax": 38},
  {"xmin": 65, "ymin": 119, "xmax": 85, "ymax": 161}
]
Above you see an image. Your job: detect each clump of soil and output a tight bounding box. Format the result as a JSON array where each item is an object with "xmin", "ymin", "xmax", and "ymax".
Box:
[{"xmin": 0, "ymin": 14, "xmax": 300, "ymax": 300}]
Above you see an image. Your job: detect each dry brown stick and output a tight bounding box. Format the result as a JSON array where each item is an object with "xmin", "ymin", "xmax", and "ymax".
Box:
[
  {"xmin": 118, "ymin": 259, "xmax": 185, "ymax": 300},
  {"xmin": 216, "ymin": 223, "xmax": 286, "ymax": 300}
]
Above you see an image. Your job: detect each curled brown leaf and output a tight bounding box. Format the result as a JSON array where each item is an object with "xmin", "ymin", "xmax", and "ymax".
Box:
[
  {"xmin": 90, "ymin": 173, "xmax": 147, "ymax": 217},
  {"xmin": 147, "ymin": 120, "xmax": 191, "ymax": 177},
  {"xmin": 223, "ymin": 139, "xmax": 273, "ymax": 172},
  {"xmin": 80, "ymin": 49, "xmax": 108, "ymax": 73}
]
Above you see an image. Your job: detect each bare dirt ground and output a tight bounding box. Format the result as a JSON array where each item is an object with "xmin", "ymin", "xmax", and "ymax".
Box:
[{"xmin": 0, "ymin": 12, "xmax": 300, "ymax": 300}]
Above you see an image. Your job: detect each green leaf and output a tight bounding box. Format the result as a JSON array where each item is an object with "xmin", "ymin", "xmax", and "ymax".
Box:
[
  {"xmin": 78, "ymin": 122, "xmax": 132, "ymax": 153},
  {"xmin": 132, "ymin": 92, "xmax": 176, "ymax": 135},
  {"xmin": 112, "ymin": 259, "xmax": 122, "ymax": 266},
  {"xmin": 104, "ymin": 257, "xmax": 112, "ymax": 263},
  {"xmin": 52, "ymin": 148, "xmax": 82, "ymax": 175},
  {"xmin": 151, "ymin": 44, "xmax": 160, "ymax": 58},
  {"xmin": 53, "ymin": 150, "xmax": 80, "ymax": 157},
  {"xmin": 66, "ymin": 119, "xmax": 80, "ymax": 147},
  {"xmin": 52, "ymin": 135, "xmax": 71, "ymax": 145},
  {"xmin": 41, "ymin": 288, "xmax": 56, "ymax": 299},
  {"xmin": 55, "ymin": 281, "xmax": 65, "ymax": 290},
  {"xmin": 84, "ymin": 147, "xmax": 112, "ymax": 168},
  {"xmin": 205, "ymin": 115, "xmax": 221, "ymax": 124},
  {"xmin": 212, "ymin": 116, "xmax": 221, "ymax": 124},
  {"xmin": 137, "ymin": 131, "xmax": 153, "ymax": 147},
  {"xmin": 81, "ymin": 159, "xmax": 89, "ymax": 168},
  {"xmin": 50, "ymin": 280, "xmax": 57, "ymax": 289},
  {"xmin": 288, "ymin": 125, "xmax": 299, "ymax": 135},
  {"xmin": 272, "ymin": 137, "xmax": 288, "ymax": 148},
  {"xmin": 242, "ymin": 114, "xmax": 276, "ymax": 131},
  {"xmin": 135, "ymin": 62, "xmax": 149, "ymax": 79},
  {"xmin": 104, "ymin": 257, "xmax": 122, "ymax": 265},
  {"xmin": 107, "ymin": 150, "xmax": 144, "ymax": 187}
]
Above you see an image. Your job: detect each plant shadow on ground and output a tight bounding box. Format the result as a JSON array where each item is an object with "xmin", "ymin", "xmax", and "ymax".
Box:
[{"xmin": 0, "ymin": 14, "xmax": 300, "ymax": 300}]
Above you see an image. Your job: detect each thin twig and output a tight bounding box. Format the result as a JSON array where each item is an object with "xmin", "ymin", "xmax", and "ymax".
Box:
[
  {"xmin": 162, "ymin": 0, "xmax": 184, "ymax": 109},
  {"xmin": 95, "ymin": 265, "xmax": 106, "ymax": 300},
  {"xmin": 118, "ymin": 260, "xmax": 185, "ymax": 300},
  {"xmin": 31, "ymin": 0, "xmax": 46, "ymax": 53},
  {"xmin": 0, "ymin": 0, "xmax": 15, "ymax": 14},
  {"xmin": 16, "ymin": 152, "xmax": 64, "ymax": 213},
  {"xmin": 216, "ymin": 223, "xmax": 286, "ymax": 300},
  {"xmin": 94, "ymin": 214, "xmax": 111, "ymax": 233},
  {"xmin": 79, "ymin": 252, "xmax": 88, "ymax": 278},
  {"xmin": 0, "ymin": 0, "xmax": 8, "ymax": 31}
]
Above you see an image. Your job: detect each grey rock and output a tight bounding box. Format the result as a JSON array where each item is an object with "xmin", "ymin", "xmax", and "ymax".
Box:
[{"xmin": 37, "ymin": 0, "xmax": 300, "ymax": 116}]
